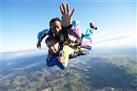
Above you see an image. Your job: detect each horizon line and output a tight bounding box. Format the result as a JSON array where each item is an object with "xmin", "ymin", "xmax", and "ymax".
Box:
[{"xmin": 1, "ymin": 46, "xmax": 136, "ymax": 54}]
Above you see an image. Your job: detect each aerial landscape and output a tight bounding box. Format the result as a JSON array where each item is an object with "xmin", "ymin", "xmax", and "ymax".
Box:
[
  {"xmin": 1, "ymin": 48, "xmax": 137, "ymax": 91},
  {"xmin": 1, "ymin": 0, "xmax": 136, "ymax": 91}
]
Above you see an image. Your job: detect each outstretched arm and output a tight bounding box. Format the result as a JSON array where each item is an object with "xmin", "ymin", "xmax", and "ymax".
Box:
[
  {"xmin": 36, "ymin": 29, "xmax": 49, "ymax": 49},
  {"xmin": 60, "ymin": 3, "xmax": 75, "ymax": 27}
]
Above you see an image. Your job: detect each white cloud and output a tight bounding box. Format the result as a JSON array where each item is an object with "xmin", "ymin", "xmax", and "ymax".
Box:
[{"xmin": 93, "ymin": 31, "xmax": 136, "ymax": 48}]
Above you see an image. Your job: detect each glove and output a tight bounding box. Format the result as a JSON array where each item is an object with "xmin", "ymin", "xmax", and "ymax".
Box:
[
  {"xmin": 58, "ymin": 50, "xmax": 64, "ymax": 63},
  {"xmin": 37, "ymin": 42, "xmax": 41, "ymax": 49},
  {"xmin": 59, "ymin": 50, "xmax": 64, "ymax": 56}
]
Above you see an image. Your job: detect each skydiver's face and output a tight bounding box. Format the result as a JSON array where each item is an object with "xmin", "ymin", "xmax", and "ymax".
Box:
[
  {"xmin": 47, "ymin": 40, "xmax": 60, "ymax": 54},
  {"xmin": 51, "ymin": 21, "xmax": 62, "ymax": 37},
  {"xmin": 51, "ymin": 42, "xmax": 60, "ymax": 53}
]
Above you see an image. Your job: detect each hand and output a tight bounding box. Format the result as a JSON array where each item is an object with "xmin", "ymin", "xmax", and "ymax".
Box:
[
  {"xmin": 58, "ymin": 56, "xmax": 64, "ymax": 63},
  {"xmin": 58, "ymin": 50, "xmax": 64, "ymax": 63},
  {"xmin": 37, "ymin": 42, "xmax": 41, "ymax": 49},
  {"xmin": 60, "ymin": 3, "xmax": 75, "ymax": 27},
  {"xmin": 59, "ymin": 50, "xmax": 64, "ymax": 56}
]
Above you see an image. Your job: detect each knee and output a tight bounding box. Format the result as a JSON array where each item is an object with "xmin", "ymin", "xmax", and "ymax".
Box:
[
  {"xmin": 46, "ymin": 58, "xmax": 55, "ymax": 67},
  {"xmin": 47, "ymin": 62, "xmax": 52, "ymax": 67},
  {"xmin": 46, "ymin": 60, "xmax": 52, "ymax": 67}
]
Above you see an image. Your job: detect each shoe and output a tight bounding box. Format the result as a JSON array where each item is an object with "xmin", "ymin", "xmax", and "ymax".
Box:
[{"xmin": 90, "ymin": 22, "xmax": 97, "ymax": 30}]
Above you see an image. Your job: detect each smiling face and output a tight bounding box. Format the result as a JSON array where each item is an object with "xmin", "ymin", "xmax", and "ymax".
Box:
[
  {"xmin": 51, "ymin": 20, "xmax": 62, "ymax": 37},
  {"xmin": 46, "ymin": 38, "xmax": 60, "ymax": 54},
  {"xmin": 49, "ymin": 42, "xmax": 60, "ymax": 53},
  {"xmin": 51, "ymin": 20, "xmax": 62, "ymax": 32}
]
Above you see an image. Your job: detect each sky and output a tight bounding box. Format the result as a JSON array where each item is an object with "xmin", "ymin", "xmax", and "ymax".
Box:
[{"xmin": 0, "ymin": 0, "xmax": 136, "ymax": 52}]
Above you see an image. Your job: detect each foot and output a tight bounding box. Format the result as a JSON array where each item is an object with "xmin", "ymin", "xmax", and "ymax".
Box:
[{"xmin": 89, "ymin": 22, "xmax": 97, "ymax": 30}]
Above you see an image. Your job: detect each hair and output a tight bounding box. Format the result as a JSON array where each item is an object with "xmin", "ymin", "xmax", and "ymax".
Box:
[
  {"xmin": 45, "ymin": 36, "xmax": 58, "ymax": 47},
  {"xmin": 49, "ymin": 17, "xmax": 61, "ymax": 27}
]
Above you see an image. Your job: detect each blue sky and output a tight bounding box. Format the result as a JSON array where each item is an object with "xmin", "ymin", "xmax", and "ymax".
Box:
[{"xmin": 1, "ymin": 0, "xmax": 136, "ymax": 52}]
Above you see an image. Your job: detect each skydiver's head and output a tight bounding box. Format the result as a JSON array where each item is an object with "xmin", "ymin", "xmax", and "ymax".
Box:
[
  {"xmin": 45, "ymin": 36, "xmax": 60, "ymax": 54},
  {"xmin": 49, "ymin": 17, "xmax": 62, "ymax": 37},
  {"xmin": 90, "ymin": 23, "xmax": 97, "ymax": 30}
]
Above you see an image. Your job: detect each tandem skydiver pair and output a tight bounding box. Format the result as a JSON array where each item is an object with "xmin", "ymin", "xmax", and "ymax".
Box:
[{"xmin": 36, "ymin": 3, "xmax": 97, "ymax": 70}]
